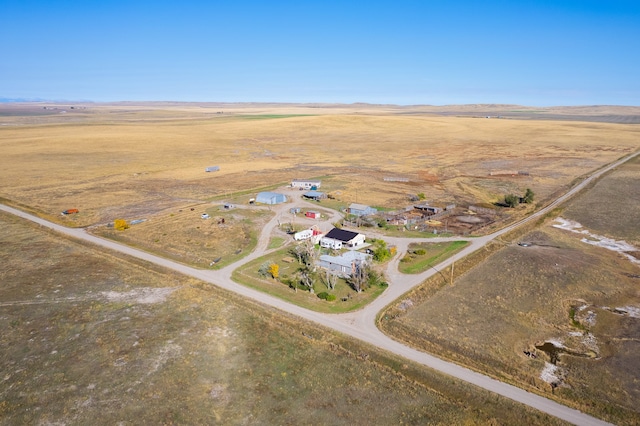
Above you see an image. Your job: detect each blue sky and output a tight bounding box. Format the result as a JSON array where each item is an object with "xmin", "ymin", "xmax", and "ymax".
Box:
[{"xmin": 1, "ymin": 1, "xmax": 638, "ymax": 105}]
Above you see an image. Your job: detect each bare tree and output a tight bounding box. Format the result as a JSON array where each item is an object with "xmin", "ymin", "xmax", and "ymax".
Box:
[
  {"xmin": 321, "ymin": 269, "xmax": 338, "ymax": 290},
  {"xmin": 349, "ymin": 261, "xmax": 369, "ymax": 293},
  {"xmin": 291, "ymin": 239, "xmax": 316, "ymax": 268},
  {"xmin": 298, "ymin": 267, "xmax": 314, "ymax": 293}
]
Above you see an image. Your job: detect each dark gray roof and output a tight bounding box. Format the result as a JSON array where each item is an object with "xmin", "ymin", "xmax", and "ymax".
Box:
[{"xmin": 324, "ymin": 228, "xmax": 359, "ymax": 242}]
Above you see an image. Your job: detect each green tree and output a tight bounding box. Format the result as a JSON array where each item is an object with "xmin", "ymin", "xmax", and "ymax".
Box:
[
  {"xmin": 504, "ymin": 194, "xmax": 519, "ymax": 208},
  {"xmin": 523, "ymin": 188, "xmax": 535, "ymax": 204},
  {"xmin": 372, "ymin": 240, "xmax": 388, "ymax": 262}
]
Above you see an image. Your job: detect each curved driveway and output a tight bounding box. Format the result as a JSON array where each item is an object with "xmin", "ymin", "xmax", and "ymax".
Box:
[{"xmin": 2, "ymin": 151, "xmax": 637, "ymax": 425}]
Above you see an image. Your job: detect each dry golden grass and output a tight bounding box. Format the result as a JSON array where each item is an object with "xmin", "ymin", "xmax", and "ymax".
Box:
[{"xmin": 1, "ymin": 103, "xmax": 638, "ymax": 229}]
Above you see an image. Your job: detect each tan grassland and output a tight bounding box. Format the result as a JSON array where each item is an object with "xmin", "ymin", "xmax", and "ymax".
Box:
[
  {"xmin": 381, "ymin": 155, "xmax": 640, "ymax": 425},
  {"xmin": 1, "ymin": 103, "xmax": 638, "ymax": 233},
  {"xmin": 0, "ymin": 211, "xmax": 564, "ymax": 425}
]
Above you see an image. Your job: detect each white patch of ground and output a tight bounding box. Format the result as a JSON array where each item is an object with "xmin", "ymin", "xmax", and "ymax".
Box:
[
  {"xmin": 101, "ymin": 287, "xmax": 177, "ymax": 304},
  {"xmin": 540, "ymin": 362, "xmax": 560, "ymax": 384},
  {"xmin": 581, "ymin": 333, "xmax": 599, "ymax": 353},
  {"xmin": 553, "ymin": 218, "xmax": 640, "ymax": 265},
  {"xmin": 546, "ymin": 339, "xmax": 565, "ymax": 348},
  {"xmin": 614, "ymin": 306, "xmax": 640, "ymax": 318},
  {"xmin": 206, "ymin": 327, "xmax": 234, "ymax": 338},
  {"xmin": 148, "ymin": 342, "xmax": 182, "ymax": 376}
]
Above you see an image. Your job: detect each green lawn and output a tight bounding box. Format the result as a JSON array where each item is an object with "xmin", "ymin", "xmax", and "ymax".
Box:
[
  {"xmin": 232, "ymin": 247, "xmax": 388, "ymax": 313},
  {"xmin": 399, "ymin": 241, "xmax": 469, "ymax": 274}
]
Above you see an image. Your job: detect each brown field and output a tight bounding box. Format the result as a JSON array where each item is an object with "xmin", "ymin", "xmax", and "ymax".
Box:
[
  {"xmin": 0, "ymin": 211, "xmax": 565, "ymax": 425},
  {"xmin": 562, "ymin": 154, "xmax": 640, "ymax": 246},
  {"xmin": 381, "ymin": 156, "xmax": 640, "ymax": 425},
  {"xmin": 1, "ymin": 103, "xmax": 638, "ymax": 234},
  {"xmin": 90, "ymin": 203, "xmax": 273, "ymax": 269}
]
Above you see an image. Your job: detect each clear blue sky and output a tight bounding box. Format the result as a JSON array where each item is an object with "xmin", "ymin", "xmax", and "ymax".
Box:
[{"xmin": 1, "ymin": 0, "xmax": 638, "ymax": 105}]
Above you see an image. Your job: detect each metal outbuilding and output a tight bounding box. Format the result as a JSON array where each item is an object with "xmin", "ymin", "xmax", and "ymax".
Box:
[{"xmin": 256, "ymin": 192, "xmax": 287, "ymax": 205}]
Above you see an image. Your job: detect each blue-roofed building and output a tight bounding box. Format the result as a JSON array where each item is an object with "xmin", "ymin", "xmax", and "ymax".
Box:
[
  {"xmin": 256, "ymin": 191, "xmax": 287, "ymax": 205},
  {"xmin": 318, "ymin": 251, "xmax": 371, "ymax": 277},
  {"xmin": 303, "ymin": 190, "xmax": 326, "ymax": 201},
  {"xmin": 348, "ymin": 203, "xmax": 377, "ymax": 217}
]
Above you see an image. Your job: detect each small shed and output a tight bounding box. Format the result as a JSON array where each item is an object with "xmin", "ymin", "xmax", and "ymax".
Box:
[
  {"xmin": 303, "ymin": 190, "xmax": 326, "ymax": 201},
  {"xmin": 348, "ymin": 203, "xmax": 377, "ymax": 217},
  {"xmin": 305, "ymin": 211, "xmax": 320, "ymax": 219},
  {"xmin": 205, "ymin": 166, "xmax": 220, "ymax": 172},
  {"xmin": 414, "ymin": 204, "xmax": 442, "ymax": 215},
  {"xmin": 256, "ymin": 192, "xmax": 287, "ymax": 205}
]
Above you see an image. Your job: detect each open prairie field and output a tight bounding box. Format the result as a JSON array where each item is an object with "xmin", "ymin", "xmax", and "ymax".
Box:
[
  {"xmin": 0, "ymin": 211, "xmax": 565, "ymax": 425},
  {"xmin": 562, "ymin": 154, "xmax": 640, "ymax": 246},
  {"xmin": 381, "ymin": 157, "xmax": 640, "ymax": 425},
  {"xmin": 1, "ymin": 103, "xmax": 638, "ymax": 231},
  {"xmin": 90, "ymin": 203, "xmax": 274, "ymax": 269}
]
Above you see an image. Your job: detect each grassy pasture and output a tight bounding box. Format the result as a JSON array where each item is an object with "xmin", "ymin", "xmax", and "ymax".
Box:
[
  {"xmin": 562, "ymin": 154, "xmax": 640, "ymax": 246},
  {"xmin": 235, "ymin": 114, "xmax": 315, "ymax": 120},
  {"xmin": 90, "ymin": 203, "xmax": 272, "ymax": 269},
  {"xmin": 399, "ymin": 241, "xmax": 470, "ymax": 274},
  {"xmin": 1, "ymin": 103, "xmax": 638, "ymax": 232},
  {"xmin": 0, "ymin": 211, "xmax": 565, "ymax": 425},
  {"xmin": 381, "ymin": 157, "xmax": 640, "ymax": 425}
]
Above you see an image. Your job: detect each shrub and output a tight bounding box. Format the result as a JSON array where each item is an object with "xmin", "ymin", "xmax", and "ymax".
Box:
[
  {"xmin": 414, "ymin": 248, "xmax": 426, "ymax": 256},
  {"xmin": 268, "ymin": 263, "xmax": 279, "ymax": 279},
  {"xmin": 504, "ymin": 194, "xmax": 519, "ymax": 208},
  {"xmin": 317, "ymin": 292, "xmax": 336, "ymax": 301},
  {"xmin": 114, "ymin": 219, "xmax": 129, "ymax": 231}
]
